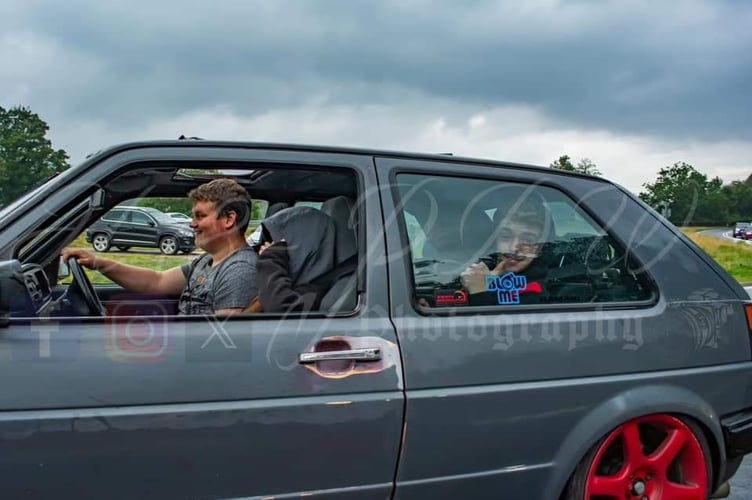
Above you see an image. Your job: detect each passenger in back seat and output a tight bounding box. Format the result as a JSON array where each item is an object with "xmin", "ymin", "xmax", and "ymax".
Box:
[
  {"xmin": 461, "ymin": 193, "xmax": 554, "ymax": 306},
  {"xmin": 245, "ymin": 206, "xmax": 337, "ymax": 313}
]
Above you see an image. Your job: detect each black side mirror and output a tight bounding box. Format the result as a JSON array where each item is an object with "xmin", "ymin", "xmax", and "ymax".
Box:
[{"xmin": 0, "ymin": 260, "xmax": 34, "ymax": 317}]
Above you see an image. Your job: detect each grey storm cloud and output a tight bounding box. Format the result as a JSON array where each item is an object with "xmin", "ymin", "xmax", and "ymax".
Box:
[{"xmin": 5, "ymin": 0, "xmax": 752, "ymax": 141}]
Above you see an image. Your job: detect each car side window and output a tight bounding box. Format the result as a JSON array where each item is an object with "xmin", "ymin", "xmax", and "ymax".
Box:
[
  {"xmin": 403, "ymin": 211, "xmax": 427, "ymax": 259},
  {"xmin": 102, "ymin": 209, "xmax": 127, "ymax": 222},
  {"xmin": 130, "ymin": 211, "xmax": 151, "ymax": 225},
  {"xmin": 395, "ymin": 174, "xmax": 653, "ymax": 309}
]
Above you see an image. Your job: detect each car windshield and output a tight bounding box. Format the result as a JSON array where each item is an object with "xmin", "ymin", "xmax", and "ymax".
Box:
[{"xmin": 142, "ymin": 207, "xmax": 175, "ymax": 224}]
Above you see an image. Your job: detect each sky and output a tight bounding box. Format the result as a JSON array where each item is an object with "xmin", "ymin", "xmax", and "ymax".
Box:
[{"xmin": 2, "ymin": 0, "xmax": 751, "ymax": 193}]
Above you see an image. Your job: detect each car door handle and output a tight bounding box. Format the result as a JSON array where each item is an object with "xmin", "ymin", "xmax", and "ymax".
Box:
[{"xmin": 298, "ymin": 348, "xmax": 381, "ymax": 364}]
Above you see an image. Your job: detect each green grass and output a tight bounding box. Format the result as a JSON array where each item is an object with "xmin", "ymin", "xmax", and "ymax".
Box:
[
  {"xmin": 678, "ymin": 226, "xmax": 714, "ymax": 235},
  {"xmin": 679, "ymin": 227, "xmax": 752, "ymax": 283}
]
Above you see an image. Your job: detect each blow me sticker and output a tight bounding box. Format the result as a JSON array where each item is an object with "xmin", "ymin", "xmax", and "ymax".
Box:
[{"xmin": 485, "ymin": 272, "xmax": 528, "ymax": 305}]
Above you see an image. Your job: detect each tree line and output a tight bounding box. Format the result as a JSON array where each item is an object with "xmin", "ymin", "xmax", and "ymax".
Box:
[
  {"xmin": 1, "ymin": 105, "xmax": 749, "ymax": 226},
  {"xmin": 0, "ymin": 105, "xmax": 264, "ymax": 220},
  {"xmin": 550, "ymin": 154, "xmax": 752, "ymax": 226}
]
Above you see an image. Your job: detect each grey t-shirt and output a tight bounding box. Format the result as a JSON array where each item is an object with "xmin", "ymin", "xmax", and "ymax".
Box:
[{"xmin": 178, "ymin": 246, "xmax": 258, "ymax": 315}]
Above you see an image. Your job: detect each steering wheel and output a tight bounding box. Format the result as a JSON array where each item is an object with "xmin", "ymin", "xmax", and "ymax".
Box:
[
  {"xmin": 66, "ymin": 257, "xmax": 106, "ymax": 316},
  {"xmin": 413, "ymin": 257, "xmax": 470, "ymax": 287}
]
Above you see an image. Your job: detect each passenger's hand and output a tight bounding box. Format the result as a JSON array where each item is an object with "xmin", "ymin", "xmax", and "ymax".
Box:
[
  {"xmin": 461, "ymin": 262, "xmax": 493, "ymax": 294},
  {"xmin": 258, "ymin": 239, "xmax": 286, "ymax": 256},
  {"xmin": 258, "ymin": 241, "xmax": 273, "ymax": 255},
  {"xmin": 62, "ymin": 248, "xmax": 100, "ymax": 270}
]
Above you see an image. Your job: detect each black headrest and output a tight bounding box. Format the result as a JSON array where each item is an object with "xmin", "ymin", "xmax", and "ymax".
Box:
[
  {"xmin": 321, "ymin": 196, "xmax": 357, "ymax": 263},
  {"xmin": 265, "ymin": 202, "xmax": 290, "ymax": 218}
]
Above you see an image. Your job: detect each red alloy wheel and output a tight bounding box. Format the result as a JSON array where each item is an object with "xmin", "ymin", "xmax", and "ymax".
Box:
[{"xmin": 582, "ymin": 415, "xmax": 709, "ymax": 500}]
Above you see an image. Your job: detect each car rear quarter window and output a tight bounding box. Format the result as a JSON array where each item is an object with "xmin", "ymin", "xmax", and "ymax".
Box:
[
  {"xmin": 395, "ymin": 174, "xmax": 654, "ymax": 310},
  {"xmin": 101, "ymin": 209, "xmax": 127, "ymax": 222},
  {"xmin": 130, "ymin": 211, "xmax": 151, "ymax": 225}
]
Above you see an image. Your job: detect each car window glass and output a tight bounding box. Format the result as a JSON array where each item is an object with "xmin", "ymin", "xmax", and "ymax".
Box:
[
  {"xmin": 71, "ymin": 197, "xmax": 199, "ymax": 288},
  {"xmin": 294, "ymin": 201, "xmax": 323, "ymax": 210},
  {"xmin": 130, "ymin": 212, "xmax": 151, "ymax": 225},
  {"xmin": 59, "ymin": 169, "xmax": 359, "ymax": 318},
  {"xmin": 404, "ymin": 210, "xmax": 427, "ymax": 259},
  {"xmin": 141, "ymin": 208, "xmax": 174, "ymax": 224},
  {"xmin": 102, "ymin": 209, "xmax": 127, "ymax": 222},
  {"xmin": 395, "ymin": 174, "xmax": 653, "ymax": 309}
]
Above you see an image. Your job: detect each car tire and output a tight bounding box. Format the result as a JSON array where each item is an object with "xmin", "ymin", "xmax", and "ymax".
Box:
[
  {"xmin": 564, "ymin": 414, "xmax": 712, "ymax": 500},
  {"xmin": 159, "ymin": 236, "xmax": 178, "ymax": 255},
  {"xmin": 116, "ymin": 246, "xmax": 130, "ymax": 252},
  {"xmin": 91, "ymin": 233, "xmax": 111, "ymax": 252}
]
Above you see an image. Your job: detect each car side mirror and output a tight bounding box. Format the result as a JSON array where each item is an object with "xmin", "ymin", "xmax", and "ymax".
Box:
[
  {"xmin": 89, "ymin": 188, "xmax": 106, "ymax": 209},
  {"xmin": 0, "ymin": 260, "xmax": 32, "ymax": 318},
  {"xmin": 149, "ymin": 221, "xmax": 156, "ymax": 227},
  {"xmin": 58, "ymin": 256, "xmax": 70, "ymax": 279}
]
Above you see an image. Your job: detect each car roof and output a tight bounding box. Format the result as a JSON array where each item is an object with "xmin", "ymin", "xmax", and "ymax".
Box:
[
  {"xmin": 82, "ymin": 139, "xmax": 609, "ymax": 183},
  {"xmin": 111, "ymin": 206, "xmax": 148, "ymax": 211}
]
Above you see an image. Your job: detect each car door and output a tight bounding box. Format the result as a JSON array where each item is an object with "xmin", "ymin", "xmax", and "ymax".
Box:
[
  {"xmin": 126, "ymin": 209, "xmax": 158, "ymax": 247},
  {"xmin": 101, "ymin": 208, "xmax": 128, "ymax": 243},
  {"xmin": 0, "ymin": 145, "xmax": 404, "ymax": 499},
  {"xmin": 375, "ymin": 157, "xmax": 749, "ymax": 499}
]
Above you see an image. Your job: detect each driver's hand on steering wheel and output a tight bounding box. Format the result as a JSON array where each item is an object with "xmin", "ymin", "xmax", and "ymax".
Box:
[{"xmin": 62, "ymin": 248, "xmax": 100, "ymax": 270}]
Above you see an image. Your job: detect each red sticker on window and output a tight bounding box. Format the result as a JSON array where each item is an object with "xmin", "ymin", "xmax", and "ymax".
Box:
[{"xmin": 434, "ymin": 289, "xmax": 469, "ymax": 306}]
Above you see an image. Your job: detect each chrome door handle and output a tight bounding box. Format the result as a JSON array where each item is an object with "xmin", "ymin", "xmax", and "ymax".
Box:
[{"xmin": 299, "ymin": 348, "xmax": 381, "ymax": 364}]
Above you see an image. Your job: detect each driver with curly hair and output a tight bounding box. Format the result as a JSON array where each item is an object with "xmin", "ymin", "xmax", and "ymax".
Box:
[{"xmin": 63, "ymin": 178, "xmax": 257, "ymax": 316}]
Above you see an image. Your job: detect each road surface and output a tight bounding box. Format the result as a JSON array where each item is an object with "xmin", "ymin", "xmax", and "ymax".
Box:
[{"xmin": 731, "ymin": 457, "xmax": 752, "ymax": 498}]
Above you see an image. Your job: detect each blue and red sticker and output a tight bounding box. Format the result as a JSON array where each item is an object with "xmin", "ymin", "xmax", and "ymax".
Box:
[{"xmin": 486, "ymin": 272, "xmax": 542, "ymax": 305}]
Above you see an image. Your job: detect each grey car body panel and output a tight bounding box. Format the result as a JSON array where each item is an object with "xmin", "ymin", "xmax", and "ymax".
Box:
[
  {"xmin": 391, "ymin": 368, "xmax": 746, "ymax": 500},
  {"xmin": 374, "ymin": 156, "xmax": 752, "ymax": 498},
  {"xmin": 0, "ymin": 146, "xmax": 404, "ymax": 499}
]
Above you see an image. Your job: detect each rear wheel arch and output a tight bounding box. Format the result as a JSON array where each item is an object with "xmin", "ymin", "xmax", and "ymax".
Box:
[
  {"xmin": 562, "ymin": 413, "xmax": 716, "ymax": 499},
  {"xmin": 545, "ymin": 384, "xmax": 724, "ymax": 500}
]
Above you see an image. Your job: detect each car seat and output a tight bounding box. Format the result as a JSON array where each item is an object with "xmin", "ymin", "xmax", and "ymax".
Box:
[
  {"xmin": 319, "ymin": 196, "xmax": 358, "ymax": 311},
  {"xmin": 320, "ymin": 196, "xmax": 357, "ymax": 264}
]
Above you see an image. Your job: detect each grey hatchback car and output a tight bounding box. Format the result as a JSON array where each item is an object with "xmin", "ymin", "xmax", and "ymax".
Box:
[{"xmin": 0, "ymin": 140, "xmax": 751, "ymax": 499}]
